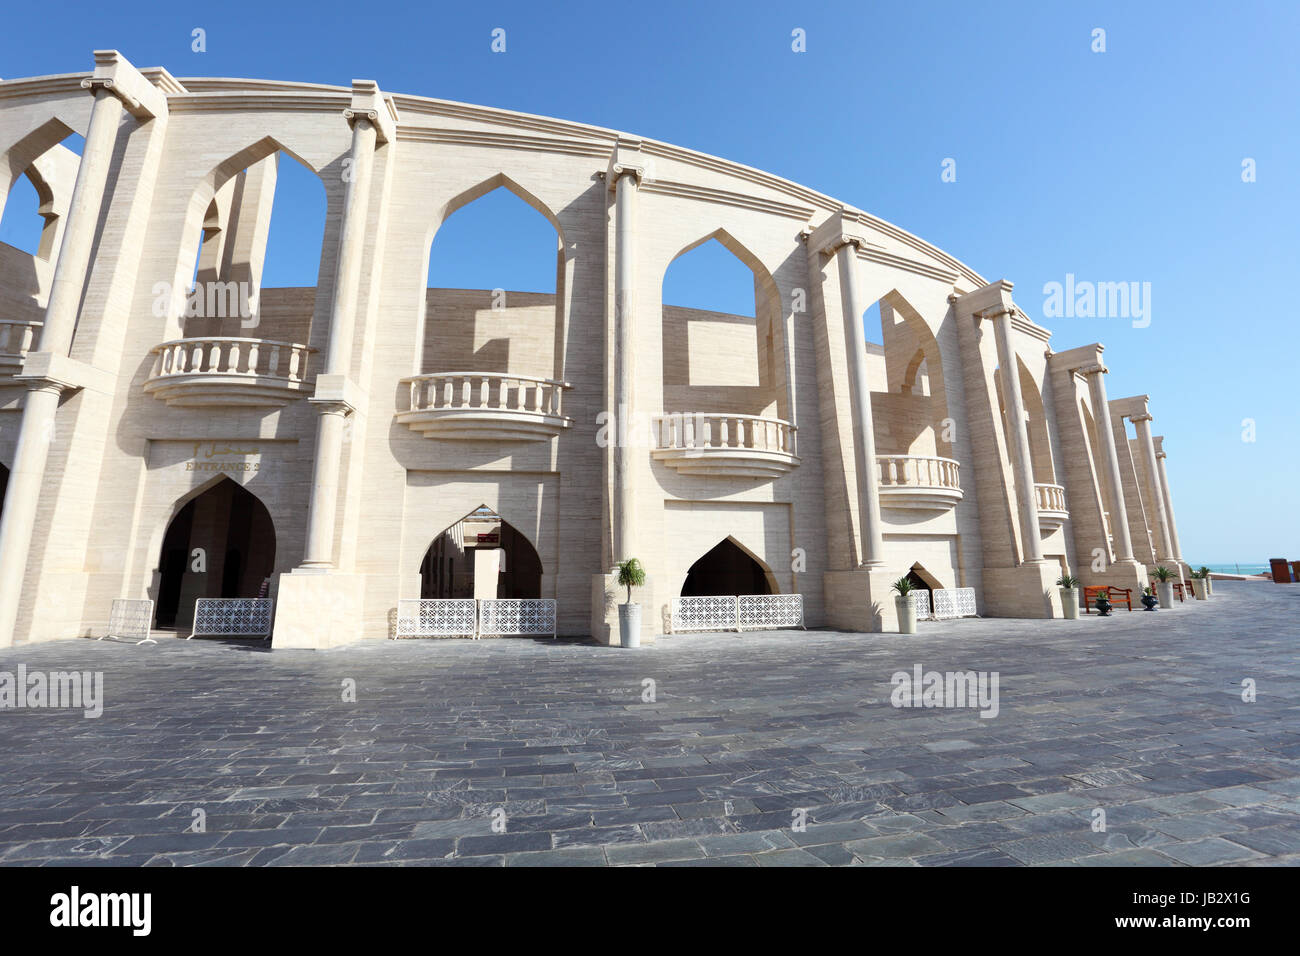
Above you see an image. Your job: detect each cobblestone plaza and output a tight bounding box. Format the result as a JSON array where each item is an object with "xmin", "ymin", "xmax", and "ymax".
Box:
[{"xmin": 1, "ymin": 580, "xmax": 1295, "ymax": 867}]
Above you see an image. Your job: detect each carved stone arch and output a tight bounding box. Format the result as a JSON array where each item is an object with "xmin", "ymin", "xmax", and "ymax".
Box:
[
  {"xmin": 416, "ymin": 173, "xmax": 568, "ymax": 382},
  {"xmin": 150, "ymin": 475, "xmax": 278, "ymax": 628},
  {"xmin": 676, "ymin": 533, "xmax": 778, "ymax": 598},
  {"xmin": 661, "ymin": 227, "xmax": 790, "ymax": 422},
  {"xmin": 165, "ymin": 135, "xmax": 327, "ymax": 336},
  {"xmin": 0, "ymin": 116, "xmax": 78, "ymax": 193},
  {"xmin": 416, "ymin": 502, "xmax": 544, "ymax": 600}
]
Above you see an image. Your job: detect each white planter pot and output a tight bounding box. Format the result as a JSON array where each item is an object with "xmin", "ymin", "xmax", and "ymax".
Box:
[
  {"xmin": 618, "ymin": 603, "xmax": 641, "ymax": 648},
  {"xmin": 1191, "ymin": 579, "xmax": 1208, "ymax": 600},
  {"xmin": 895, "ymin": 595, "xmax": 917, "ymax": 634},
  {"xmin": 1205, "ymin": 576, "xmax": 1214, "ymax": 596},
  {"xmin": 1156, "ymin": 582, "xmax": 1175, "ymax": 609},
  {"xmin": 1060, "ymin": 587, "xmax": 1080, "ymax": 620}
]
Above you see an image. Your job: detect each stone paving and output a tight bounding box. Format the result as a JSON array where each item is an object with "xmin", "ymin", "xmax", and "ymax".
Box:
[{"xmin": 0, "ymin": 580, "xmax": 1297, "ymax": 866}]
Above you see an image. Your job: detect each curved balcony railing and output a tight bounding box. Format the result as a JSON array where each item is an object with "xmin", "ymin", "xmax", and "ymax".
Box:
[
  {"xmin": 652, "ymin": 413, "xmax": 799, "ymax": 478},
  {"xmin": 144, "ymin": 337, "xmax": 316, "ymax": 407},
  {"xmin": 397, "ymin": 371, "xmax": 572, "ymax": 441},
  {"xmin": 876, "ymin": 454, "xmax": 963, "ymax": 512},
  {"xmin": 1035, "ymin": 482, "xmax": 1069, "ymax": 532},
  {"xmin": 0, "ymin": 319, "xmax": 42, "ymax": 373}
]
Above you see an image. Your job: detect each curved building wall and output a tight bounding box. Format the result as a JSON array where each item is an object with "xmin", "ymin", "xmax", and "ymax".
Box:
[{"xmin": 0, "ymin": 53, "xmax": 1189, "ymax": 646}]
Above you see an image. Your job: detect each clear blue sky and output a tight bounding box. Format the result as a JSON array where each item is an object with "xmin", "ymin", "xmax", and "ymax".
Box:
[{"xmin": 2, "ymin": 0, "xmax": 1296, "ymax": 563}]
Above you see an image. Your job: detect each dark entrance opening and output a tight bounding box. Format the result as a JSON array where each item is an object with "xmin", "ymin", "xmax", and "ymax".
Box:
[
  {"xmin": 905, "ymin": 562, "xmax": 944, "ymax": 612},
  {"xmin": 155, "ymin": 478, "xmax": 276, "ymax": 629},
  {"xmin": 681, "ymin": 538, "xmax": 773, "ymax": 596},
  {"xmin": 419, "ymin": 506, "xmax": 542, "ymax": 599},
  {"xmin": 0, "ymin": 463, "xmax": 8, "ymax": 521}
]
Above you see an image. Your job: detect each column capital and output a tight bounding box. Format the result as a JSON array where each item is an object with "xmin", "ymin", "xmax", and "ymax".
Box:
[
  {"xmin": 343, "ymin": 79, "xmax": 397, "ymax": 143},
  {"xmin": 15, "ymin": 351, "xmax": 114, "ymax": 395},
  {"xmin": 309, "ymin": 373, "xmax": 362, "ymax": 415},
  {"xmin": 80, "ymin": 50, "xmax": 167, "ymax": 120},
  {"xmin": 606, "ymin": 140, "xmax": 654, "ymax": 190},
  {"xmin": 1129, "ymin": 413, "xmax": 1154, "ymax": 424},
  {"xmin": 806, "ymin": 208, "xmax": 882, "ymax": 259},
  {"xmin": 973, "ymin": 303, "xmax": 1017, "ymax": 321}
]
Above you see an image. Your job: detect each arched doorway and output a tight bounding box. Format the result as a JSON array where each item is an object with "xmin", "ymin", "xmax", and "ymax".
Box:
[
  {"xmin": 419, "ymin": 506, "xmax": 542, "ymax": 599},
  {"xmin": 155, "ymin": 478, "xmax": 276, "ymax": 629},
  {"xmin": 681, "ymin": 538, "xmax": 774, "ymax": 596},
  {"xmin": 904, "ymin": 562, "xmax": 945, "ymax": 613}
]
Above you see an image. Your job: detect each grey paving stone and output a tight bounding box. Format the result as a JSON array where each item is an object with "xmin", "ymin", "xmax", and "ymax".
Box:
[
  {"xmin": 845, "ymin": 832, "xmax": 946, "ymax": 859},
  {"xmin": 1156, "ymin": 838, "xmax": 1265, "ymax": 865}
]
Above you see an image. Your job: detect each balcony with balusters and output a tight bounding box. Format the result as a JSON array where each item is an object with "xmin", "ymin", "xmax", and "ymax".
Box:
[
  {"xmin": 0, "ymin": 319, "xmax": 42, "ymax": 378},
  {"xmin": 397, "ymin": 371, "xmax": 572, "ymax": 441},
  {"xmin": 876, "ymin": 454, "xmax": 963, "ymax": 512},
  {"xmin": 1034, "ymin": 482, "xmax": 1069, "ymax": 532},
  {"xmin": 651, "ymin": 412, "xmax": 799, "ymax": 479},
  {"xmin": 143, "ymin": 337, "xmax": 317, "ymax": 407}
]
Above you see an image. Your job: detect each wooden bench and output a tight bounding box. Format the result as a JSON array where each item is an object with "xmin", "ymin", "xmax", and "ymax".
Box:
[{"xmin": 1084, "ymin": 585, "xmax": 1132, "ymax": 613}]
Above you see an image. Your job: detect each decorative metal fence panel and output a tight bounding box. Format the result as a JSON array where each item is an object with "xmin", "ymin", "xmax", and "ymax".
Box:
[
  {"xmin": 477, "ymin": 599, "xmax": 557, "ymax": 637},
  {"xmin": 931, "ymin": 587, "xmax": 978, "ymax": 620},
  {"xmin": 737, "ymin": 594, "xmax": 804, "ymax": 631},
  {"xmin": 672, "ymin": 595, "xmax": 739, "ymax": 632},
  {"xmin": 187, "ymin": 598, "xmax": 274, "ymax": 638},
  {"xmin": 912, "ymin": 590, "xmax": 932, "ymax": 621},
  {"xmin": 394, "ymin": 599, "xmax": 478, "ymax": 639},
  {"xmin": 101, "ymin": 599, "xmax": 155, "ymax": 645}
]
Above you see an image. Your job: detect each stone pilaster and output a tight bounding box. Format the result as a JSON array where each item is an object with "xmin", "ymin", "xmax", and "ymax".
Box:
[{"xmin": 0, "ymin": 51, "xmax": 161, "ymax": 646}]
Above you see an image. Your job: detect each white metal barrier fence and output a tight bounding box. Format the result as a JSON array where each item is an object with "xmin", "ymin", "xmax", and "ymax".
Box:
[
  {"xmin": 187, "ymin": 598, "xmax": 275, "ymax": 639},
  {"xmin": 931, "ymin": 587, "xmax": 978, "ymax": 620},
  {"xmin": 912, "ymin": 590, "xmax": 932, "ymax": 621},
  {"xmin": 395, "ymin": 599, "xmax": 478, "ymax": 638},
  {"xmin": 672, "ymin": 594, "xmax": 805, "ymax": 633},
  {"xmin": 392, "ymin": 598, "xmax": 557, "ymax": 639},
  {"xmin": 101, "ymin": 599, "xmax": 156, "ymax": 645},
  {"xmin": 478, "ymin": 599, "xmax": 557, "ymax": 638}
]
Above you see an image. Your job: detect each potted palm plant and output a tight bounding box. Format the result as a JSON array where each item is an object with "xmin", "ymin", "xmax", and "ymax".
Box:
[
  {"xmin": 1141, "ymin": 585, "xmax": 1159, "ymax": 611},
  {"xmin": 1189, "ymin": 569, "xmax": 1208, "ymax": 600},
  {"xmin": 1197, "ymin": 566, "xmax": 1213, "ymax": 597},
  {"xmin": 616, "ymin": 558, "xmax": 646, "ymax": 648},
  {"xmin": 1057, "ymin": 574, "xmax": 1081, "ymax": 619},
  {"xmin": 1152, "ymin": 566, "xmax": 1175, "ymax": 609},
  {"xmin": 1094, "ymin": 590, "xmax": 1112, "ymax": 616},
  {"xmin": 892, "ymin": 577, "xmax": 917, "ymax": 635}
]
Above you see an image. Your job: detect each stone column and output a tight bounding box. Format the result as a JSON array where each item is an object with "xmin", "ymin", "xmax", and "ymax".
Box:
[
  {"xmin": 832, "ymin": 237, "xmax": 885, "ymax": 566},
  {"xmin": 1154, "ymin": 439, "xmax": 1183, "ymax": 561},
  {"xmin": 0, "ymin": 80, "xmax": 125, "ymax": 642},
  {"xmin": 1078, "ymin": 364, "xmax": 1136, "ymax": 564},
  {"xmin": 610, "ymin": 163, "xmax": 640, "ymax": 566},
  {"xmin": 987, "ymin": 306, "xmax": 1043, "ymax": 563},
  {"xmin": 299, "ymin": 111, "xmax": 377, "ymax": 569},
  {"xmin": 1132, "ymin": 413, "xmax": 1175, "ymax": 562}
]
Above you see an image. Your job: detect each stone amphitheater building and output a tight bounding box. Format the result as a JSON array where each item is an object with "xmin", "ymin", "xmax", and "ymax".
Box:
[{"xmin": 0, "ymin": 52, "xmax": 1192, "ymax": 648}]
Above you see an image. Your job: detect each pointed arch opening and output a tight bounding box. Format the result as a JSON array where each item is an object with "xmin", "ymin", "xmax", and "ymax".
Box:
[
  {"xmin": 420, "ymin": 178, "xmax": 564, "ymax": 383},
  {"xmin": 904, "ymin": 562, "xmax": 945, "ymax": 609},
  {"xmin": 866, "ymin": 290, "xmax": 953, "ymax": 460},
  {"xmin": 180, "ymin": 148, "xmax": 326, "ymax": 343},
  {"xmin": 681, "ymin": 537, "xmax": 776, "ymax": 597},
  {"xmin": 0, "ymin": 124, "xmax": 83, "ymax": 262},
  {"xmin": 154, "ymin": 477, "xmax": 276, "ymax": 630},
  {"xmin": 661, "ymin": 230, "xmax": 788, "ymax": 422},
  {"xmin": 419, "ymin": 505, "xmax": 542, "ymax": 600}
]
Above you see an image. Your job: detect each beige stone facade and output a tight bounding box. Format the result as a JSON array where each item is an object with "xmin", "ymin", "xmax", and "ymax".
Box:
[{"xmin": 0, "ymin": 53, "xmax": 1192, "ymax": 648}]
